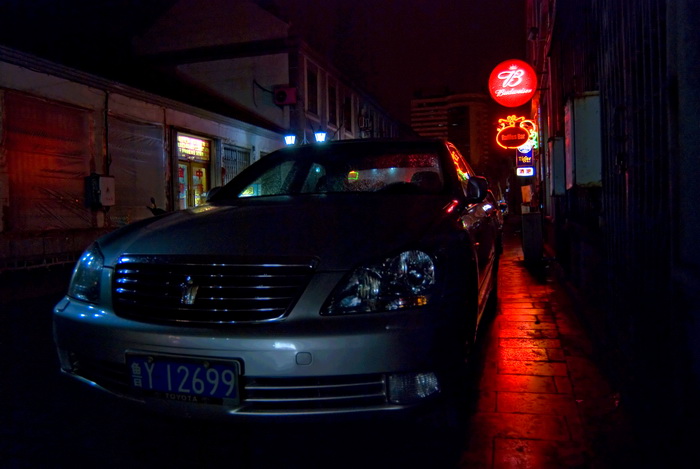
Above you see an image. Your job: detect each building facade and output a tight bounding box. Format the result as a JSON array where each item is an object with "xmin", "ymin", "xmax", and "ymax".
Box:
[
  {"xmin": 525, "ymin": 0, "xmax": 700, "ymax": 462},
  {"xmin": 0, "ymin": 1, "xmax": 403, "ymax": 271},
  {"xmin": 0, "ymin": 46, "xmax": 284, "ymax": 270},
  {"xmin": 134, "ymin": 0, "xmax": 403, "ymax": 146}
]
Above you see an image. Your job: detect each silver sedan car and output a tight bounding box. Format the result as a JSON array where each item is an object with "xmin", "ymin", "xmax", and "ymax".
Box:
[{"xmin": 53, "ymin": 138, "xmax": 501, "ymax": 422}]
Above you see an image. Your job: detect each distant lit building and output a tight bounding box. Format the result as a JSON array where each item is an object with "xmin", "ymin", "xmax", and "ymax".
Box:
[{"xmin": 410, "ymin": 93, "xmax": 490, "ymax": 169}]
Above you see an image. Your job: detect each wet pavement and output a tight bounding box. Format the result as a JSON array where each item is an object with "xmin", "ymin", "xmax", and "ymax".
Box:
[{"xmin": 460, "ymin": 225, "xmax": 636, "ymax": 468}]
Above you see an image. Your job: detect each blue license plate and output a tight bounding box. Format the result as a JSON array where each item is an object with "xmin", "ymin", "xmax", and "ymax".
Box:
[{"xmin": 127, "ymin": 355, "xmax": 240, "ymax": 404}]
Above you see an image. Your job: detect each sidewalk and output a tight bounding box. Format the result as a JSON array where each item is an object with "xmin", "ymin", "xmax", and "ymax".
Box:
[{"xmin": 459, "ymin": 225, "xmax": 636, "ymax": 468}]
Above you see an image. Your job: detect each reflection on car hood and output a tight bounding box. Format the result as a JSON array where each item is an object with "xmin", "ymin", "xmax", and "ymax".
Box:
[{"xmin": 98, "ymin": 194, "xmax": 455, "ymax": 270}]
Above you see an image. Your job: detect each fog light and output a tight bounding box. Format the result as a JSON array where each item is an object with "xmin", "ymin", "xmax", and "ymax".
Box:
[{"xmin": 388, "ymin": 372, "xmax": 440, "ymax": 404}]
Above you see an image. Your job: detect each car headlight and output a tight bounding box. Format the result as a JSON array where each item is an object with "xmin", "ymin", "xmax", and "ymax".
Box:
[
  {"xmin": 323, "ymin": 250, "xmax": 436, "ymax": 315},
  {"xmin": 68, "ymin": 243, "xmax": 104, "ymax": 303}
]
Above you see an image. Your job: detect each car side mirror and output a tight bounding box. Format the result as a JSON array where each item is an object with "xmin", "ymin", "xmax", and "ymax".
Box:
[
  {"xmin": 466, "ymin": 176, "xmax": 489, "ymax": 203},
  {"xmin": 206, "ymin": 186, "xmax": 222, "ymax": 202}
]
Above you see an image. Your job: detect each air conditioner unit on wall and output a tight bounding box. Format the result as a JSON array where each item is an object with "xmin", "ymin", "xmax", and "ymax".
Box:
[{"xmin": 273, "ymin": 86, "xmax": 297, "ymax": 106}]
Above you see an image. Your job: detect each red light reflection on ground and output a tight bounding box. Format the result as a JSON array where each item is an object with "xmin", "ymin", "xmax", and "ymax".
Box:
[{"xmin": 460, "ymin": 233, "xmax": 630, "ymax": 468}]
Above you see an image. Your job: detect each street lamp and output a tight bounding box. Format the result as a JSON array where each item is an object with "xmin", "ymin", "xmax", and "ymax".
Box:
[
  {"xmin": 314, "ymin": 128, "xmax": 327, "ymax": 143},
  {"xmin": 284, "ymin": 134, "xmax": 296, "ymax": 145}
]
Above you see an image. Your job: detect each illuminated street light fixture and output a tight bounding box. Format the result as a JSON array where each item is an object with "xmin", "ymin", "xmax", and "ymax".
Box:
[
  {"xmin": 314, "ymin": 129, "xmax": 327, "ymax": 143},
  {"xmin": 284, "ymin": 134, "xmax": 296, "ymax": 145}
]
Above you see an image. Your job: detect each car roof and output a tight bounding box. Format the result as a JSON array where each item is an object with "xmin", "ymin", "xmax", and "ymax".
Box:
[{"xmin": 273, "ymin": 138, "xmax": 449, "ymax": 155}]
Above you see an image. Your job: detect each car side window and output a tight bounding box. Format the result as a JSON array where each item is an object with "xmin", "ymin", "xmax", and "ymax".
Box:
[
  {"xmin": 346, "ymin": 152, "xmax": 443, "ymax": 193},
  {"xmin": 300, "ymin": 163, "xmax": 327, "ymax": 193},
  {"xmin": 239, "ymin": 160, "xmax": 296, "ymax": 197}
]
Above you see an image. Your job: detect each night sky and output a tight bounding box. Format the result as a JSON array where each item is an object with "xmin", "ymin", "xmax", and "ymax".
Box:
[
  {"xmin": 0, "ymin": 0, "xmax": 526, "ymax": 125},
  {"xmin": 269, "ymin": 0, "xmax": 527, "ymax": 123}
]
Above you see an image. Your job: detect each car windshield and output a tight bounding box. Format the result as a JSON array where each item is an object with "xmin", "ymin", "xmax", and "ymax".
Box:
[{"xmin": 235, "ymin": 149, "xmax": 445, "ymax": 198}]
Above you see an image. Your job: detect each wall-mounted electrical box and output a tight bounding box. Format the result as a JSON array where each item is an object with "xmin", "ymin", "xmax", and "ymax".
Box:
[{"xmin": 85, "ymin": 173, "xmax": 116, "ymax": 209}]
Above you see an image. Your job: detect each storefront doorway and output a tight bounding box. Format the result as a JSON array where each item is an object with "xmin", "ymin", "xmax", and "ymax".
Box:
[{"xmin": 177, "ymin": 133, "xmax": 211, "ymax": 209}]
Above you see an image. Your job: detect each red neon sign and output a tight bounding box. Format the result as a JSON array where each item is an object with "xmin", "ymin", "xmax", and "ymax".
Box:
[
  {"xmin": 497, "ymin": 127, "xmax": 530, "ymax": 148},
  {"xmin": 496, "ymin": 115, "xmax": 537, "ymax": 149},
  {"xmin": 488, "ymin": 59, "xmax": 537, "ymax": 107}
]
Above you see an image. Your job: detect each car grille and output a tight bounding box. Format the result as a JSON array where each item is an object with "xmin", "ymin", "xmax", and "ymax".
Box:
[
  {"xmin": 242, "ymin": 375, "xmax": 389, "ymax": 412},
  {"xmin": 112, "ymin": 255, "xmax": 316, "ymax": 324},
  {"xmin": 70, "ymin": 356, "xmax": 389, "ymax": 413}
]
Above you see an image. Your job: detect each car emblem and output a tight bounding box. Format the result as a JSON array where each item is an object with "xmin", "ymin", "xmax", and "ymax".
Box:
[{"xmin": 180, "ymin": 276, "xmax": 199, "ymax": 305}]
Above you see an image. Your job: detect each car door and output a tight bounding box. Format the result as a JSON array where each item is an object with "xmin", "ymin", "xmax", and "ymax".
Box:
[{"xmin": 447, "ymin": 144, "xmax": 496, "ymax": 295}]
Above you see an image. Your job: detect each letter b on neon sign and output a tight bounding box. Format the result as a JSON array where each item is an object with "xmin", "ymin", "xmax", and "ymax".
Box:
[{"xmin": 489, "ymin": 59, "xmax": 537, "ymax": 107}]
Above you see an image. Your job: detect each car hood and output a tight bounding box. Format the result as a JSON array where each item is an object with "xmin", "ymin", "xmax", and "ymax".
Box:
[{"xmin": 98, "ymin": 194, "xmax": 456, "ymax": 270}]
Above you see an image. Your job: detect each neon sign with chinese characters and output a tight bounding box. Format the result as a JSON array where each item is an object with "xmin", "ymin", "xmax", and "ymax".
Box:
[
  {"xmin": 488, "ymin": 59, "xmax": 537, "ymax": 107},
  {"xmin": 516, "ymin": 167, "xmax": 535, "ymax": 177},
  {"xmin": 496, "ymin": 115, "xmax": 538, "ymax": 149}
]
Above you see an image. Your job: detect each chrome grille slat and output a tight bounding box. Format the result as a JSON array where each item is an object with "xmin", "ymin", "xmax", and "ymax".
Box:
[
  {"xmin": 243, "ymin": 377, "xmax": 387, "ymax": 397},
  {"xmin": 112, "ymin": 255, "xmax": 316, "ymax": 324},
  {"xmin": 242, "ymin": 375, "xmax": 388, "ymax": 410},
  {"xmin": 244, "ymin": 393, "xmax": 386, "ymax": 403},
  {"xmin": 245, "ymin": 380, "xmax": 384, "ymax": 391}
]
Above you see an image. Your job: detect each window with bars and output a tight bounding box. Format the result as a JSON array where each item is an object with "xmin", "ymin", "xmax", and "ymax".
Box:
[{"xmin": 222, "ymin": 146, "xmax": 251, "ymax": 184}]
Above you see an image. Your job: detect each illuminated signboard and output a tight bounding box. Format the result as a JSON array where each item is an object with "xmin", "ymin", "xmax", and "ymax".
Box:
[
  {"xmin": 517, "ymin": 146, "xmax": 533, "ymax": 166},
  {"xmin": 516, "ymin": 167, "xmax": 535, "ymax": 177},
  {"xmin": 519, "ymin": 120, "xmax": 538, "ymax": 150},
  {"xmin": 497, "ymin": 127, "xmax": 530, "ymax": 148},
  {"xmin": 488, "ymin": 59, "xmax": 537, "ymax": 107},
  {"xmin": 178, "ymin": 134, "xmax": 211, "ymax": 161},
  {"xmin": 496, "ymin": 115, "xmax": 538, "ymax": 149}
]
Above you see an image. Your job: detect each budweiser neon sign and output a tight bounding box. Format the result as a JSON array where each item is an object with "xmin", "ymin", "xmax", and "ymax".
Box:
[{"xmin": 488, "ymin": 59, "xmax": 537, "ymax": 107}]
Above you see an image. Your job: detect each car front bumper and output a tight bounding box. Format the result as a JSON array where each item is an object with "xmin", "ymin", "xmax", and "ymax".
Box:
[{"xmin": 53, "ymin": 296, "xmax": 465, "ymax": 420}]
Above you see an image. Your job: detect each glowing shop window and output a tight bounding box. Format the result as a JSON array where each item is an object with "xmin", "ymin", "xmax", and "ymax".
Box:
[{"xmin": 178, "ymin": 135, "xmax": 211, "ymax": 161}]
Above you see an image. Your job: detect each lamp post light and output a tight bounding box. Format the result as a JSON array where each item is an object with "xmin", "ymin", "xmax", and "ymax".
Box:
[
  {"xmin": 284, "ymin": 134, "xmax": 296, "ymax": 145},
  {"xmin": 314, "ymin": 129, "xmax": 327, "ymax": 143}
]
